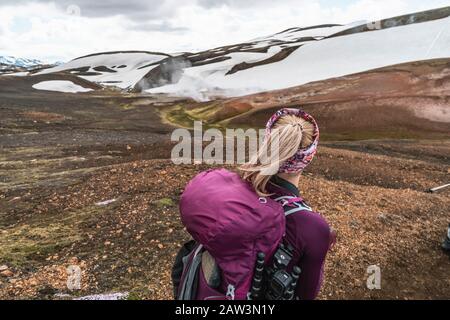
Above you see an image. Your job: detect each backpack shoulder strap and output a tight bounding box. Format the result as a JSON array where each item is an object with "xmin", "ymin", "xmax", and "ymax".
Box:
[
  {"xmin": 172, "ymin": 240, "xmax": 197, "ymax": 298},
  {"xmin": 273, "ymin": 196, "xmax": 313, "ymax": 217},
  {"xmin": 178, "ymin": 244, "xmax": 203, "ymax": 300}
]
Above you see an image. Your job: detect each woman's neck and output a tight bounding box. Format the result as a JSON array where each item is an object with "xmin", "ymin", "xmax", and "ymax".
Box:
[{"xmin": 276, "ymin": 172, "xmax": 301, "ymax": 188}]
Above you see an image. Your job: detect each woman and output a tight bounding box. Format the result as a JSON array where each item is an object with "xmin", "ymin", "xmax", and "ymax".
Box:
[
  {"xmin": 239, "ymin": 108, "xmax": 335, "ymax": 300},
  {"xmin": 176, "ymin": 108, "xmax": 335, "ymax": 301}
]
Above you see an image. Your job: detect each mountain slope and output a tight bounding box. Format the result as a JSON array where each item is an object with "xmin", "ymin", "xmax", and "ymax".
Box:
[
  {"xmin": 145, "ymin": 7, "xmax": 450, "ymax": 99},
  {"xmin": 12, "ymin": 6, "xmax": 450, "ymax": 101},
  {"xmin": 162, "ymin": 58, "xmax": 450, "ymax": 139}
]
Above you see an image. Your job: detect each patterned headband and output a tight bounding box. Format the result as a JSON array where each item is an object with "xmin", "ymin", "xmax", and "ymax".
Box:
[{"xmin": 265, "ymin": 108, "xmax": 320, "ymax": 173}]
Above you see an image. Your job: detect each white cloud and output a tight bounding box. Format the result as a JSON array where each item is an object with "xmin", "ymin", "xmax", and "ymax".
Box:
[{"xmin": 0, "ymin": 0, "xmax": 448, "ymax": 63}]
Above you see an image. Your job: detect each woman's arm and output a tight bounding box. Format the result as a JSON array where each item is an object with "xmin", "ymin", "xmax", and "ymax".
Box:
[{"xmin": 293, "ymin": 213, "xmax": 332, "ymax": 300}]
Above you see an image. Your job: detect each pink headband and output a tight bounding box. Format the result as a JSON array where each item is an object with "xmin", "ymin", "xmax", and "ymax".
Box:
[{"xmin": 265, "ymin": 108, "xmax": 320, "ymax": 173}]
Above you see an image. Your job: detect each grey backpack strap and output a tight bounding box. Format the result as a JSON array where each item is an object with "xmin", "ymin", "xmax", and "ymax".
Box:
[
  {"xmin": 274, "ymin": 196, "xmax": 313, "ymax": 217},
  {"xmin": 284, "ymin": 202, "xmax": 313, "ymax": 216},
  {"xmin": 179, "ymin": 244, "xmax": 203, "ymax": 300}
]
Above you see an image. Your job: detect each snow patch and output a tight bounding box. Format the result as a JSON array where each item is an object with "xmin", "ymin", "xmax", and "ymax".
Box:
[
  {"xmin": 2, "ymin": 71, "xmax": 29, "ymax": 77},
  {"xmin": 36, "ymin": 52, "xmax": 167, "ymax": 89},
  {"xmin": 32, "ymin": 80, "xmax": 93, "ymax": 93}
]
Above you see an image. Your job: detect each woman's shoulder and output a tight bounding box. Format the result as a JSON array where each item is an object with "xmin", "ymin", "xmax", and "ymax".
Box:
[
  {"xmin": 286, "ymin": 207, "xmax": 332, "ymax": 251},
  {"xmin": 287, "ymin": 210, "xmax": 333, "ymax": 259},
  {"xmin": 290, "ymin": 209, "xmax": 330, "ymax": 233}
]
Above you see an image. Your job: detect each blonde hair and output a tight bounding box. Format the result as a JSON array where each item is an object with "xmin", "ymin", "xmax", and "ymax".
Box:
[{"xmin": 239, "ymin": 114, "xmax": 315, "ymax": 196}]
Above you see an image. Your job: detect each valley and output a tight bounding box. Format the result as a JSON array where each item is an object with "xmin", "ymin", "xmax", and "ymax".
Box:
[{"xmin": 0, "ymin": 73, "xmax": 449, "ymax": 299}]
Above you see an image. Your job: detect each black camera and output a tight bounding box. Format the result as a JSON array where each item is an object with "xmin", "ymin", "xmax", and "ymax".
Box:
[
  {"xmin": 249, "ymin": 243, "xmax": 301, "ymax": 300},
  {"xmin": 266, "ymin": 269, "xmax": 295, "ymax": 299}
]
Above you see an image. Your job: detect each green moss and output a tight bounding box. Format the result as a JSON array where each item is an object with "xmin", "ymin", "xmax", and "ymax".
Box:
[
  {"xmin": 186, "ymin": 103, "xmax": 221, "ymax": 120},
  {"xmin": 155, "ymin": 198, "xmax": 175, "ymax": 208},
  {"xmin": 126, "ymin": 292, "xmax": 142, "ymax": 300},
  {"xmin": 0, "ymin": 146, "xmax": 105, "ymax": 192},
  {"xmin": 161, "ymin": 103, "xmax": 225, "ymax": 130},
  {"xmin": 0, "ymin": 206, "xmax": 104, "ymax": 268},
  {"xmin": 164, "ymin": 105, "xmax": 198, "ymax": 128}
]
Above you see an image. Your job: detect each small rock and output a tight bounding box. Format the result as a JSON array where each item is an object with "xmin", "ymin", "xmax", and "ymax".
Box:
[
  {"xmin": 96, "ymin": 199, "xmax": 117, "ymax": 206},
  {"xmin": 378, "ymin": 213, "xmax": 389, "ymax": 222},
  {"xmin": 0, "ymin": 265, "xmax": 8, "ymax": 271},
  {"xmin": 349, "ymin": 220, "xmax": 359, "ymax": 229},
  {"xmin": 0, "ymin": 270, "xmax": 13, "ymax": 277}
]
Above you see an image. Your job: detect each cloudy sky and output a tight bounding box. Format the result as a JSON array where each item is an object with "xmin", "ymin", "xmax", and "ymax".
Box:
[{"xmin": 0, "ymin": 0, "xmax": 448, "ymax": 62}]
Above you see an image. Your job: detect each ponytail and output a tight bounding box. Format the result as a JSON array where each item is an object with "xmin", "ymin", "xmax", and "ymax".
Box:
[{"xmin": 239, "ymin": 114, "xmax": 315, "ymax": 196}]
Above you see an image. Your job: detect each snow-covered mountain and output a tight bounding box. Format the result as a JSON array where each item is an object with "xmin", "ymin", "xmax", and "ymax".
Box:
[
  {"xmin": 0, "ymin": 55, "xmax": 43, "ymax": 68},
  {"xmin": 144, "ymin": 7, "xmax": 450, "ymax": 100},
  {"xmin": 0, "ymin": 55, "xmax": 49, "ymax": 75},
  {"xmin": 36, "ymin": 51, "xmax": 170, "ymax": 89},
  {"xmin": 26, "ymin": 6, "xmax": 450, "ymax": 100}
]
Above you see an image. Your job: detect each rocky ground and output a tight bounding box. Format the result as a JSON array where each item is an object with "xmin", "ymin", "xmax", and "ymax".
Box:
[{"xmin": 0, "ymin": 74, "xmax": 449, "ymax": 300}]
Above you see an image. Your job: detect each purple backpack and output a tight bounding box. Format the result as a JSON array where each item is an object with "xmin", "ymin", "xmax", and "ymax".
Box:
[{"xmin": 173, "ymin": 169, "xmax": 288, "ymax": 300}]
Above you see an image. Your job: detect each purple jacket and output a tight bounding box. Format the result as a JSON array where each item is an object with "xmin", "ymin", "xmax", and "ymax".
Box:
[
  {"xmin": 267, "ymin": 176, "xmax": 334, "ymax": 300},
  {"xmin": 180, "ymin": 169, "xmax": 333, "ymax": 300}
]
